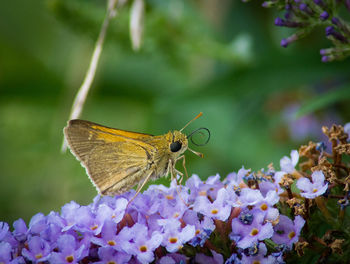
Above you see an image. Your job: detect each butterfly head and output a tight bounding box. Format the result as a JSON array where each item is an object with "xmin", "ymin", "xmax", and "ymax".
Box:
[{"xmin": 169, "ymin": 130, "xmax": 188, "ymax": 155}]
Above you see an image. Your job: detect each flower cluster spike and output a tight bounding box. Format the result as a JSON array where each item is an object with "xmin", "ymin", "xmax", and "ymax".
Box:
[
  {"xmin": 1, "ymin": 123, "xmax": 350, "ymax": 263},
  {"xmin": 257, "ymin": 0, "xmax": 350, "ymax": 62}
]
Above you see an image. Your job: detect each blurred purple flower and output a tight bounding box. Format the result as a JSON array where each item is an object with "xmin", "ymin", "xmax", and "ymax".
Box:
[
  {"xmin": 320, "ymin": 11, "xmax": 329, "ymax": 21},
  {"xmin": 283, "ymin": 104, "xmax": 321, "ymax": 142}
]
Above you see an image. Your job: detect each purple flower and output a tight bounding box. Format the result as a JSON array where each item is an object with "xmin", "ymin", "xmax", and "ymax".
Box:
[
  {"xmin": 320, "ymin": 11, "xmax": 329, "ymax": 21},
  {"xmin": 120, "ymin": 223, "xmax": 162, "ymax": 263},
  {"xmin": 49, "ymin": 234, "xmax": 88, "ymax": 263},
  {"xmin": 62, "ymin": 202, "xmax": 109, "ymax": 235},
  {"xmin": 129, "ymin": 189, "xmax": 162, "ymax": 216},
  {"xmin": 275, "ymin": 17, "xmax": 285, "ymax": 26},
  {"xmin": 0, "ymin": 241, "xmax": 12, "ymax": 263},
  {"xmin": 22, "ymin": 236, "xmax": 51, "ymax": 262},
  {"xmin": 91, "ymin": 219, "xmax": 122, "ymax": 250},
  {"xmin": 13, "ymin": 219, "xmax": 28, "ymax": 242},
  {"xmin": 0, "ymin": 222, "xmax": 18, "ymax": 252},
  {"xmin": 186, "ymin": 174, "xmax": 224, "ymax": 202},
  {"xmin": 272, "ymin": 215, "xmax": 305, "ymax": 247},
  {"xmin": 254, "ymin": 190, "xmax": 280, "ymax": 222},
  {"xmin": 325, "ymin": 26, "xmax": 349, "ymax": 43},
  {"xmin": 236, "ymin": 188, "xmax": 264, "ymax": 207},
  {"xmin": 193, "ymin": 188, "xmax": 231, "ymax": 221},
  {"xmin": 0, "ymin": 222, "xmax": 10, "ymax": 241},
  {"xmin": 241, "ymin": 243, "xmax": 280, "ymax": 263},
  {"xmin": 182, "ymin": 210, "xmax": 215, "ymax": 247},
  {"xmin": 195, "ymin": 250, "xmax": 224, "ymax": 264},
  {"xmin": 158, "ymin": 219, "xmax": 195, "ymax": 253},
  {"xmin": 344, "ymin": 122, "xmax": 350, "ymax": 141},
  {"xmin": 280, "ymin": 150, "xmax": 299, "ymax": 174},
  {"xmin": 156, "ymin": 186, "xmax": 189, "ymax": 220},
  {"xmin": 95, "ymin": 247, "xmax": 131, "ymax": 264},
  {"xmin": 28, "ymin": 213, "xmax": 47, "ymax": 235},
  {"xmin": 230, "ymin": 210, "xmax": 274, "ymax": 249},
  {"xmin": 225, "ymin": 253, "xmax": 240, "ymax": 264},
  {"xmin": 157, "ymin": 253, "xmax": 187, "ymax": 264},
  {"xmin": 224, "ymin": 167, "xmax": 249, "ymax": 187},
  {"xmin": 274, "ymin": 18, "xmax": 304, "ymax": 28},
  {"xmin": 296, "ymin": 171, "xmax": 328, "ymax": 198},
  {"xmin": 281, "ymin": 34, "xmax": 299, "ymax": 47},
  {"xmin": 331, "ymin": 17, "xmax": 350, "ymax": 35},
  {"xmin": 40, "ymin": 212, "xmax": 66, "ymax": 244}
]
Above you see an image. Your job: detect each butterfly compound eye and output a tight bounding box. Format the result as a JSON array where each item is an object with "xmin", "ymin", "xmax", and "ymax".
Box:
[{"xmin": 170, "ymin": 141, "xmax": 182, "ymax": 152}]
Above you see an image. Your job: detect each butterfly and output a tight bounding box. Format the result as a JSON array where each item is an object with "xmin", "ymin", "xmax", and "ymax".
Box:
[{"xmin": 64, "ymin": 113, "xmax": 209, "ymax": 199}]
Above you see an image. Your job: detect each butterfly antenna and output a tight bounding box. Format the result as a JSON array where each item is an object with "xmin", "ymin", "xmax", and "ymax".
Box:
[{"xmin": 180, "ymin": 112, "xmax": 203, "ymax": 132}]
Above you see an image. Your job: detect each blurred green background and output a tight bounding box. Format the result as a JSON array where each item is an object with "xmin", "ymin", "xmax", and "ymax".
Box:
[{"xmin": 1, "ymin": 0, "xmax": 350, "ymax": 225}]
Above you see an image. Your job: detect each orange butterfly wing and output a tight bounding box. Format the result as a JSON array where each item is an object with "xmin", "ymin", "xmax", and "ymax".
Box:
[{"xmin": 64, "ymin": 120, "xmax": 157, "ymax": 195}]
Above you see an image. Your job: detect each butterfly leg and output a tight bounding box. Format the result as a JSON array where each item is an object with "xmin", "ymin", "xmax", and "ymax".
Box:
[
  {"xmin": 175, "ymin": 155, "xmax": 188, "ymax": 185},
  {"xmin": 127, "ymin": 170, "xmax": 154, "ymax": 206},
  {"xmin": 169, "ymin": 158, "xmax": 188, "ymax": 206}
]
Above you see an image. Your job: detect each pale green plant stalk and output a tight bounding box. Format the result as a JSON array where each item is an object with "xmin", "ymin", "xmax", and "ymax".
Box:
[{"xmin": 61, "ymin": 0, "xmax": 119, "ymax": 152}]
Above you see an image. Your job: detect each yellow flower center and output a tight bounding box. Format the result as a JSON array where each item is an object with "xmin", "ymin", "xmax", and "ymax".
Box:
[
  {"xmin": 169, "ymin": 237, "xmax": 178, "ymax": 244},
  {"xmin": 288, "ymin": 231, "xmax": 296, "ymax": 239},
  {"xmin": 250, "ymin": 228, "xmax": 259, "ymax": 236},
  {"xmin": 260, "ymin": 203, "xmax": 268, "ymax": 211},
  {"xmin": 313, "ymin": 188, "xmax": 318, "ymax": 193},
  {"xmin": 108, "ymin": 240, "xmax": 116, "ymax": 246},
  {"xmin": 199, "ymin": 191, "xmax": 207, "ymax": 196},
  {"xmin": 211, "ymin": 209, "xmax": 219, "ymax": 215},
  {"xmin": 139, "ymin": 245, "xmax": 147, "ymax": 252},
  {"xmin": 66, "ymin": 255, "xmax": 74, "ymax": 263},
  {"xmin": 35, "ymin": 253, "xmax": 43, "ymax": 260},
  {"xmin": 166, "ymin": 195, "xmax": 174, "ymax": 200},
  {"xmin": 90, "ymin": 225, "xmax": 98, "ymax": 230}
]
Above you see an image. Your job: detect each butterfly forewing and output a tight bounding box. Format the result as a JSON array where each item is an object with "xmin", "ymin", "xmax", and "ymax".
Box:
[{"xmin": 64, "ymin": 120, "xmax": 158, "ymax": 195}]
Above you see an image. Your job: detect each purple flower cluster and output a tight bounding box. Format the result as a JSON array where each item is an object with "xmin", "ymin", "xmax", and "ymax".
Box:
[
  {"xmin": 1, "ymin": 150, "xmax": 331, "ymax": 263},
  {"xmin": 260, "ymin": 0, "xmax": 350, "ymax": 62}
]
